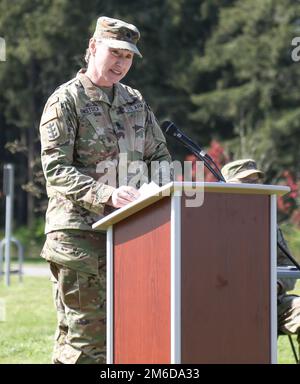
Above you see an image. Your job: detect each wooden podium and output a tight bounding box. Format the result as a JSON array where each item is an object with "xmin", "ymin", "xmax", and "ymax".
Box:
[{"xmin": 92, "ymin": 182, "xmax": 289, "ymax": 364}]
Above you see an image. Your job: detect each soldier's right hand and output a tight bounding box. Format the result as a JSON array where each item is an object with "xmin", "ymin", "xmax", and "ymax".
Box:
[{"xmin": 109, "ymin": 186, "xmax": 140, "ymax": 208}]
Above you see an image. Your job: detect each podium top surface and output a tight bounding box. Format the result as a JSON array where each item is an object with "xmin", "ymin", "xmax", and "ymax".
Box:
[{"xmin": 92, "ymin": 182, "xmax": 290, "ymax": 231}]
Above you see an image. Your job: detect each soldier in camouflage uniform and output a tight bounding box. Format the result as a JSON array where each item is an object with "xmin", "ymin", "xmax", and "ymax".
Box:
[
  {"xmin": 222, "ymin": 159, "xmax": 300, "ymax": 360},
  {"xmin": 39, "ymin": 16, "xmax": 172, "ymax": 364}
]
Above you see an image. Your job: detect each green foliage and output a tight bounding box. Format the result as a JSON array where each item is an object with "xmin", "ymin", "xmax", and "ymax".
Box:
[
  {"xmin": 13, "ymin": 218, "xmax": 45, "ymax": 259},
  {"xmin": 15, "ymin": 217, "xmax": 45, "ymax": 246},
  {"xmin": 189, "ymin": 0, "xmax": 300, "ymax": 180},
  {"xmin": 280, "ymin": 222, "xmax": 300, "ymax": 262}
]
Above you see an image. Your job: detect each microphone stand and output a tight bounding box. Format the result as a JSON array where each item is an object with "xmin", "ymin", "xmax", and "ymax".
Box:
[
  {"xmin": 277, "ymin": 241, "xmax": 300, "ymax": 272},
  {"xmin": 162, "ymin": 121, "xmax": 225, "ymax": 182},
  {"xmin": 185, "ymin": 145, "xmax": 226, "ymax": 182},
  {"xmin": 180, "ymin": 137, "xmax": 226, "ymax": 182}
]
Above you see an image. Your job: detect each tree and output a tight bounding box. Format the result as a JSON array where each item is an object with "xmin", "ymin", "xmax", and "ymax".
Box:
[
  {"xmin": 189, "ymin": 0, "xmax": 300, "ymax": 181},
  {"xmin": 0, "ymin": 0, "xmax": 110, "ymax": 226}
]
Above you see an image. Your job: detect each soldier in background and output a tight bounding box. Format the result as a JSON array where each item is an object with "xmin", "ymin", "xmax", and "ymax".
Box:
[
  {"xmin": 221, "ymin": 159, "xmax": 300, "ymax": 361},
  {"xmin": 39, "ymin": 16, "xmax": 172, "ymax": 364}
]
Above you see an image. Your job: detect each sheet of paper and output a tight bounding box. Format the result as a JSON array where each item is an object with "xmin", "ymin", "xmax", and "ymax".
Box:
[{"xmin": 138, "ymin": 181, "xmax": 160, "ymax": 199}]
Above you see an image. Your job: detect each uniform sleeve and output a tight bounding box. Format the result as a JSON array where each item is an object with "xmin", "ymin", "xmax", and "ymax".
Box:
[
  {"xmin": 40, "ymin": 92, "xmax": 115, "ymax": 215},
  {"xmin": 277, "ymin": 227, "xmax": 296, "ymax": 294},
  {"xmin": 143, "ymin": 105, "xmax": 173, "ymax": 185}
]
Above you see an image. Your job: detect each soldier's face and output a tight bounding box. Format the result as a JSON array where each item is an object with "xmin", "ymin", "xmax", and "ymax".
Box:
[
  {"xmin": 238, "ymin": 173, "xmax": 262, "ymax": 184},
  {"xmin": 93, "ymin": 41, "xmax": 134, "ymax": 86}
]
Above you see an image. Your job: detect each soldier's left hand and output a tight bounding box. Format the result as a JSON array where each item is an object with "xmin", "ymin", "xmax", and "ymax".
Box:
[{"xmin": 110, "ymin": 186, "xmax": 140, "ymax": 208}]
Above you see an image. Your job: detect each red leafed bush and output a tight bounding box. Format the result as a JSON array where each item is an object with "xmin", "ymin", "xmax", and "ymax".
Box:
[{"xmin": 277, "ymin": 170, "xmax": 300, "ymax": 226}]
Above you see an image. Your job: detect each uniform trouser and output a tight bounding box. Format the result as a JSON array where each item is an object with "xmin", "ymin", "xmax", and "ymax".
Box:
[
  {"xmin": 45, "ymin": 230, "xmax": 106, "ymax": 364},
  {"xmin": 278, "ymin": 293, "xmax": 300, "ymax": 359}
]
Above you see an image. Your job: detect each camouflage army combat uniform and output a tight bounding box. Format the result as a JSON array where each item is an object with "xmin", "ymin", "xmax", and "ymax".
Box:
[
  {"xmin": 277, "ymin": 227, "xmax": 300, "ymax": 351},
  {"xmin": 40, "ymin": 70, "xmax": 171, "ymax": 364}
]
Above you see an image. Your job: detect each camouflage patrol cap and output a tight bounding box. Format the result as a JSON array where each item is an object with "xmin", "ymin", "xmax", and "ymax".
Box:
[
  {"xmin": 93, "ymin": 16, "xmax": 142, "ymax": 58},
  {"xmin": 221, "ymin": 159, "xmax": 264, "ymax": 182}
]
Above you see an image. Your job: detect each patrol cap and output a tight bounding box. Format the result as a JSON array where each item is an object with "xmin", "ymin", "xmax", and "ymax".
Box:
[
  {"xmin": 221, "ymin": 159, "xmax": 264, "ymax": 182},
  {"xmin": 93, "ymin": 16, "xmax": 142, "ymax": 58}
]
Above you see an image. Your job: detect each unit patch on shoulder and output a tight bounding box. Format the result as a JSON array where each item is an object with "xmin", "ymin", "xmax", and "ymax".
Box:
[{"xmin": 46, "ymin": 121, "xmax": 61, "ymax": 141}]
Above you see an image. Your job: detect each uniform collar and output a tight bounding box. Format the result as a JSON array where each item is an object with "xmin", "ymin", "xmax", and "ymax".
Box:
[{"xmin": 77, "ymin": 69, "xmax": 136, "ymax": 106}]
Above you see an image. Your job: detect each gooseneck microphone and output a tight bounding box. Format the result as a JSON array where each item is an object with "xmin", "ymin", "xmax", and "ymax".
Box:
[{"xmin": 161, "ymin": 120, "xmax": 226, "ymax": 182}]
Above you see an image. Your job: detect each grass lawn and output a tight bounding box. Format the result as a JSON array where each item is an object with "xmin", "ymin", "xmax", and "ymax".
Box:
[
  {"xmin": 277, "ymin": 279, "xmax": 300, "ymax": 364},
  {"xmin": 0, "ymin": 275, "xmax": 299, "ymax": 364},
  {"xmin": 0, "ymin": 275, "xmax": 56, "ymax": 364}
]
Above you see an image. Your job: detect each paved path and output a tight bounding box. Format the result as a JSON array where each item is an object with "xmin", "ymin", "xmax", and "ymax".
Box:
[
  {"xmin": 22, "ymin": 266, "xmax": 50, "ymax": 277},
  {"xmin": 0, "ymin": 266, "xmax": 50, "ymax": 280}
]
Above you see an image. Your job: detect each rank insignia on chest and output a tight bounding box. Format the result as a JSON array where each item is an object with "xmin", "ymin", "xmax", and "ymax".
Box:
[{"xmin": 46, "ymin": 121, "xmax": 61, "ymax": 141}]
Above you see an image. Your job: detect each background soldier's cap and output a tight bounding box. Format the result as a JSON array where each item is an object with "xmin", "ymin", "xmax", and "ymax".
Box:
[
  {"xmin": 221, "ymin": 159, "xmax": 264, "ymax": 182},
  {"xmin": 93, "ymin": 16, "xmax": 142, "ymax": 58}
]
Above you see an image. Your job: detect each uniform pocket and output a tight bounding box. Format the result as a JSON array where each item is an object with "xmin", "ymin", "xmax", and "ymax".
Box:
[
  {"xmin": 59, "ymin": 267, "xmax": 80, "ymax": 311},
  {"xmin": 45, "ymin": 231, "xmax": 101, "ymax": 275},
  {"xmin": 77, "ymin": 111, "xmax": 118, "ymax": 164},
  {"xmin": 127, "ymin": 111, "xmax": 145, "ymax": 152},
  {"xmin": 77, "ymin": 272, "xmax": 105, "ymax": 312},
  {"xmin": 134, "ymin": 125, "xmax": 145, "ymax": 155},
  {"xmin": 56, "ymin": 343, "xmax": 82, "ymax": 364}
]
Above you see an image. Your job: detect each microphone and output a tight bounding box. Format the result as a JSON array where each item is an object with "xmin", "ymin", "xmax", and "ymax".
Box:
[{"xmin": 161, "ymin": 120, "xmax": 209, "ymax": 159}]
